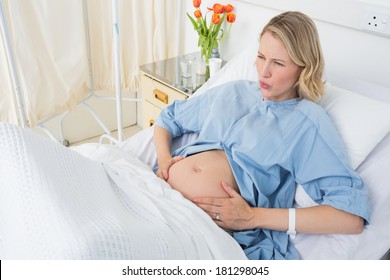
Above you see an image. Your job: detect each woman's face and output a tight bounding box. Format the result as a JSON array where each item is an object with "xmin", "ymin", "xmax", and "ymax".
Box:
[{"xmin": 256, "ymin": 32, "xmax": 301, "ymax": 101}]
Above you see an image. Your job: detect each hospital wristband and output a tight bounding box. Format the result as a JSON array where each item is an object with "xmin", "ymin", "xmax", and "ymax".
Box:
[{"xmin": 287, "ymin": 208, "xmax": 296, "ymax": 239}]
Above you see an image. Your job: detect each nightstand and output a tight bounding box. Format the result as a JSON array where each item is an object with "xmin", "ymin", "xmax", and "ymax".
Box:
[{"xmin": 139, "ymin": 53, "xmax": 223, "ymax": 128}]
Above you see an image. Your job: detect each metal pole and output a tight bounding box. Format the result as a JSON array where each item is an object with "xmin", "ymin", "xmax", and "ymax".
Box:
[
  {"xmin": 112, "ymin": 0, "xmax": 123, "ymax": 143},
  {"xmin": 0, "ymin": 0, "xmax": 27, "ymax": 127}
]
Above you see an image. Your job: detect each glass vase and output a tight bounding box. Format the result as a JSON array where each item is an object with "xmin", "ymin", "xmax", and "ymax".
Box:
[
  {"xmin": 210, "ymin": 48, "xmax": 220, "ymax": 59},
  {"xmin": 196, "ymin": 55, "xmax": 207, "ymax": 75}
]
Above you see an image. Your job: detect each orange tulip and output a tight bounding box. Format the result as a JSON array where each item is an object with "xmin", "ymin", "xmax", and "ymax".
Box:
[
  {"xmin": 187, "ymin": 1, "xmax": 236, "ymax": 63},
  {"xmin": 193, "ymin": 0, "xmax": 201, "ymax": 8},
  {"xmin": 211, "ymin": 13, "xmax": 221, "ymax": 24},
  {"xmin": 194, "ymin": 9, "xmax": 202, "ymax": 19},
  {"xmin": 226, "ymin": 12, "xmax": 236, "ymax": 23},
  {"xmin": 225, "ymin": 4, "xmax": 234, "ymax": 13},
  {"xmin": 209, "ymin": 3, "xmax": 225, "ymax": 14}
]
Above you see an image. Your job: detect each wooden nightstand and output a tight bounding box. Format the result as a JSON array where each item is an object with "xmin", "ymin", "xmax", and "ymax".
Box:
[{"xmin": 139, "ymin": 53, "xmax": 220, "ymax": 128}]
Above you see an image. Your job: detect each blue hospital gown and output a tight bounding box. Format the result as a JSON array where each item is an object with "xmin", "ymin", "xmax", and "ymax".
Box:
[{"xmin": 155, "ymin": 80, "xmax": 371, "ymax": 260}]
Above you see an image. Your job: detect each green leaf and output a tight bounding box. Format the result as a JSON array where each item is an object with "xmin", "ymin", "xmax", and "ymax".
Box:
[
  {"xmin": 186, "ymin": 12, "xmax": 199, "ymax": 31},
  {"xmin": 198, "ymin": 35, "xmax": 206, "ymax": 47}
]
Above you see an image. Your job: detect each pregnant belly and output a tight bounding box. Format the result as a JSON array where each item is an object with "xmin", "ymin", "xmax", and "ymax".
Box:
[{"xmin": 167, "ymin": 150, "xmax": 239, "ymax": 201}]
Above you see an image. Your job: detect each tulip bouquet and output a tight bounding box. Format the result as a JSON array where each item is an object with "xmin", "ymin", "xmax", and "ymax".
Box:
[{"xmin": 187, "ymin": 0, "xmax": 236, "ymax": 63}]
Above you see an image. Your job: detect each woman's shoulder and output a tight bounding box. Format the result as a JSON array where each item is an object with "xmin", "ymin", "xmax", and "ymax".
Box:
[
  {"xmin": 293, "ymin": 99, "xmax": 342, "ymax": 141},
  {"xmin": 296, "ymin": 99, "xmax": 329, "ymax": 121},
  {"xmin": 288, "ymin": 99, "xmax": 338, "ymax": 136}
]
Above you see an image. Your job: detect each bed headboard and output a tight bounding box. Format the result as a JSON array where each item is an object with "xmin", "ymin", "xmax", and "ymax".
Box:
[
  {"xmin": 214, "ymin": 0, "xmax": 390, "ymax": 91},
  {"xmin": 324, "ymin": 70, "xmax": 390, "ymax": 104}
]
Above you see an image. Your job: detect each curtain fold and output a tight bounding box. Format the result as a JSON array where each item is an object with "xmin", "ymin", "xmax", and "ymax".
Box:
[
  {"xmin": 0, "ymin": 51, "xmax": 17, "ymax": 124},
  {"xmin": 87, "ymin": 0, "xmax": 181, "ymax": 92},
  {"xmin": 0, "ymin": 0, "xmax": 18, "ymax": 124},
  {"xmin": 0, "ymin": 0, "xmax": 182, "ymax": 126}
]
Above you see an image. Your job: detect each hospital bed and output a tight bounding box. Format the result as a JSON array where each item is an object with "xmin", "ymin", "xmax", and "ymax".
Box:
[{"xmin": 1, "ymin": 46, "xmax": 390, "ymax": 260}]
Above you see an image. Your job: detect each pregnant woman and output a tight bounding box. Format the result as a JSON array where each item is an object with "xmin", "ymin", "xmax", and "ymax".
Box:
[{"xmin": 153, "ymin": 11, "xmax": 370, "ymax": 260}]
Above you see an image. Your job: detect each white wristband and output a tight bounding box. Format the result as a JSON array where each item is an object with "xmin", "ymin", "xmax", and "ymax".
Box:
[{"xmin": 287, "ymin": 208, "xmax": 296, "ymax": 239}]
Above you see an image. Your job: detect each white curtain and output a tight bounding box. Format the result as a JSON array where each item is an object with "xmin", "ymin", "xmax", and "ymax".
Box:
[
  {"xmin": 0, "ymin": 0, "xmax": 182, "ymax": 126},
  {"xmin": 0, "ymin": 0, "xmax": 19, "ymax": 125},
  {"xmin": 0, "ymin": 33, "xmax": 17, "ymax": 124},
  {"xmin": 86, "ymin": 0, "xmax": 182, "ymax": 92}
]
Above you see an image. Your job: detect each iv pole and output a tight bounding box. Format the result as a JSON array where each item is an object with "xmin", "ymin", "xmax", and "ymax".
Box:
[
  {"xmin": 99, "ymin": 0, "xmax": 142, "ymax": 145},
  {"xmin": 112, "ymin": 0, "xmax": 123, "ymax": 143}
]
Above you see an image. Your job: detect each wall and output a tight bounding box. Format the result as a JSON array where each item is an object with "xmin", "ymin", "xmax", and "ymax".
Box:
[
  {"xmin": 182, "ymin": 0, "xmax": 390, "ymax": 88},
  {"xmin": 237, "ymin": 0, "xmax": 390, "ymax": 31}
]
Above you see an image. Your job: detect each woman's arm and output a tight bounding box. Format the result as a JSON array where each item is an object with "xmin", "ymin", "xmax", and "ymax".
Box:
[
  {"xmin": 194, "ymin": 181, "xmax": 364, "ymax": 234},
  {"xmin": 154, "ymin": 125, "xmax": 183, "ymax": 180},
  {"xmin": 253, "ymin": 204, "xmax": 364, "ymax": 234}
]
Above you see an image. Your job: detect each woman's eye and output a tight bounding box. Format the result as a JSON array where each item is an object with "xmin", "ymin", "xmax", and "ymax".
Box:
[{"xmin": 275, "ymin": 61, "xmax": 285, "ymax": 67}]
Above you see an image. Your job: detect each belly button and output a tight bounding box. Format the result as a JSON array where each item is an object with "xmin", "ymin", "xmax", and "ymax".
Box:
[{"xmin": 193, "ymin": 165, "xmax": 202, "ymax": 173}]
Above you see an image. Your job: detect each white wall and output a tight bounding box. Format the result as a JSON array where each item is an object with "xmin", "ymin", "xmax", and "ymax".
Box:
[{"xmin": 182, "ymin": 0, "xmax": 390, "ymax": 88}]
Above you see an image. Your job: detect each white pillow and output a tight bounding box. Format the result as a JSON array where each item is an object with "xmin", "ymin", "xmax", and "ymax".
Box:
[
  {"xmin": 319, "ymin": 83, "xmax": 390, "ymax": 169},
  {"xmin": 294, "ymin": 133, "xmax": 390, "ymax": 259},
  {"xmin": 192, "ymin": 44, "xmax": 258, "ymax": 97},
  {"xmin": 295, "ymin": 83, "xmax": 390, "ymax": 207}
]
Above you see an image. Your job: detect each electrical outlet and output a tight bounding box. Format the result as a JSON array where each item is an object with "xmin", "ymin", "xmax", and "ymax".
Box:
[{"xmin": 360, "ymin": 8, "xmax": 390, "ymax": 37}]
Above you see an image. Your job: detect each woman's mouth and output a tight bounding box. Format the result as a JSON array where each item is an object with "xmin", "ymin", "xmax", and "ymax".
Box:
[{"xmin": 260, "ymin": 81, "xmax": 270, "ymax": 90}]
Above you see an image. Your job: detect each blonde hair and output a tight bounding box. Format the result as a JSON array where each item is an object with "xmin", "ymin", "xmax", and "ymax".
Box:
[{"xmin": 260, "ymin": 11, "xmax": 325, "ymax": 102}]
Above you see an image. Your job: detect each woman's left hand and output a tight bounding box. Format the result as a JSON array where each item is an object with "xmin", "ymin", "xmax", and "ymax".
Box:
[{"xmin": 193, "ymin": 181, "xmax": 256, "ymax": 231}]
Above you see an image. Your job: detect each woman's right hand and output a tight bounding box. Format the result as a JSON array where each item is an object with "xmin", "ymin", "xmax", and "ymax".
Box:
[{"xmin": 156, "ymin": 156, "xmax": 184, "ymax": 181}]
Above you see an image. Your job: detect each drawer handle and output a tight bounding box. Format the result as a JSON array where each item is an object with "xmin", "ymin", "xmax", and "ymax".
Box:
[
  {"xmin": 149, "ymin": 119, "xmax": 155, "ymax": 126},
  {"xmin": 153, "ymin": 89, "xmax": 168, "ymax": 104}
]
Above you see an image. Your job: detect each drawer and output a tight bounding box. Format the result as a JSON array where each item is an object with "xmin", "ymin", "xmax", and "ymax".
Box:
[
  {"xmin": 141, "ymin": 74, "xmax": 187, "ymax": 109},
  {"xmin": 142, "ymin": 100, "xmax": 161, "ymax": 128}
]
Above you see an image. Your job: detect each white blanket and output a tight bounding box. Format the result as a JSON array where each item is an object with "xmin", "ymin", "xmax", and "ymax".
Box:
[{"xmin": 0, "ymin": 123, "xmax": 246, "ymax": 260}]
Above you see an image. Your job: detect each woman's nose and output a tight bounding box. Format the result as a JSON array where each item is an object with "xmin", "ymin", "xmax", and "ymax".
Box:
[{"xmin": 260, "ymin": 64, "xmax": 271, "ymax": 78}]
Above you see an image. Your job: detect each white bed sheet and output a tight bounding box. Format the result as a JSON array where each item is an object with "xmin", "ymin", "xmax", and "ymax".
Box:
[{"xmin": 0, "ymin": 123, "xmax": 246, "ymax": 260}]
